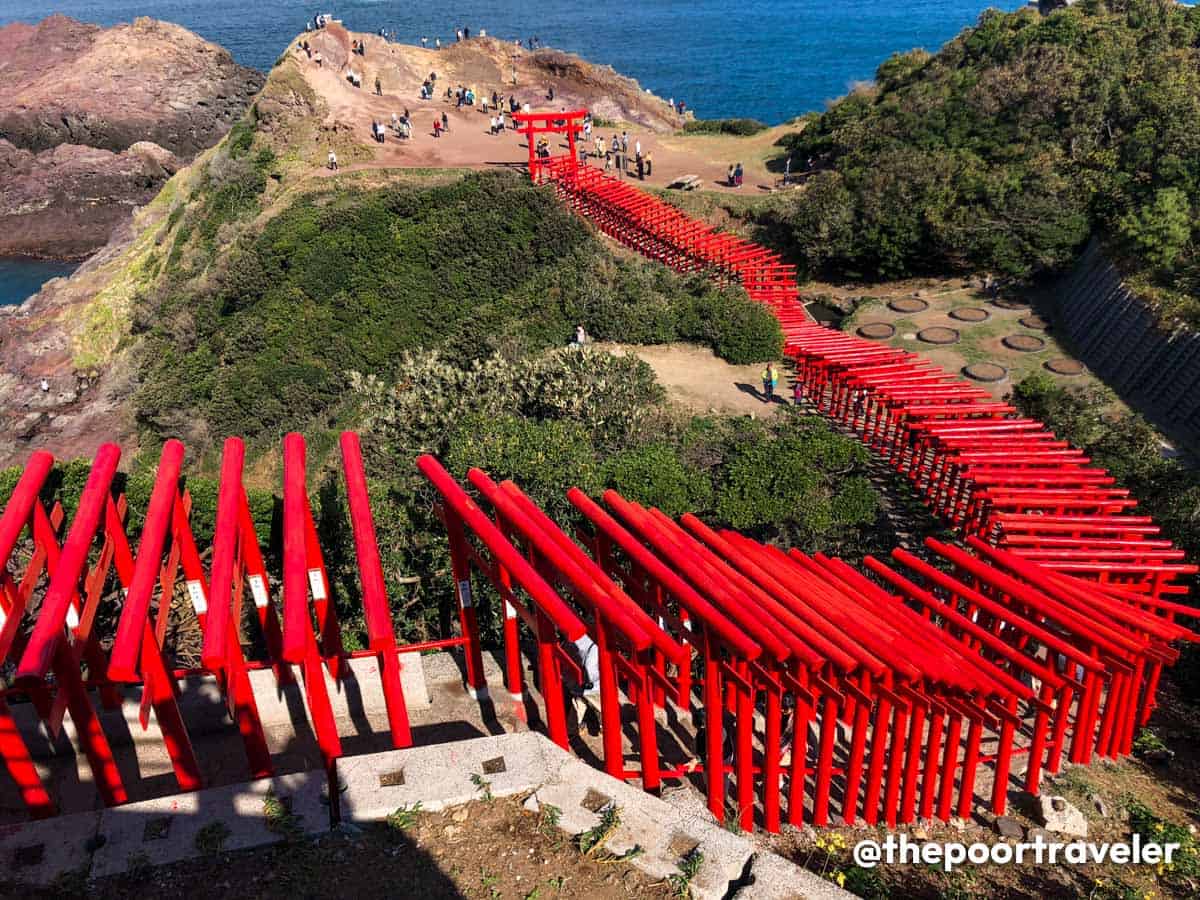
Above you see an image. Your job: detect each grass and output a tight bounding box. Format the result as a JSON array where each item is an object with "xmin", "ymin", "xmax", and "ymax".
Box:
[
  {"xmin": 666, "ymin": 848, "xmax": 704, "ymax": 898},
  {"xmin": 385, "ymin": 801, "xmax": 423, "ymax": 832},
  {"xmin": 194, "ymin": 820, "xmax": 232, "ymax": 855}
]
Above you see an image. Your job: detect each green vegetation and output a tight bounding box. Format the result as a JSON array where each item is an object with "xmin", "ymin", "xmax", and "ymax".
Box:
[
  {"xmin": 340, "ymin": 348, "xmax": 887, "ymax": 647},
  {"xmin": 682, "ymin": 118, "xmax": 768, "ymax": 137},
  {"xmin": 135, "ymin": 170, "xmax": 779, "ymax": 452},
  {"xmin": 771, "ymin": 0, "xmax": 1200, "ymax": 325},
  {"xmin": 1010, "ymin": 374, "xmax": 1200, "ymax": 696}
]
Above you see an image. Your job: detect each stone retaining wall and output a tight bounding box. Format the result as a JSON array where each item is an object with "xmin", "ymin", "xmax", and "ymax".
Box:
[{"xmin": 1053, "ymin": 239, "xmax": 1200, "ymax": 452}]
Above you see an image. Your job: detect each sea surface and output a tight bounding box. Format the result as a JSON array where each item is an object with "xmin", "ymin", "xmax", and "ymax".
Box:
[
  {"xmin": 2, "ymin": 1, "xmax": 1024, "ymax": 125},
  {"xmin": 0, "ymin": 258, "xmax": 79, "ymax": 307},
  {"xmin": 0, "ymin": 1, "xmax": 1022, "ymax": 303}
]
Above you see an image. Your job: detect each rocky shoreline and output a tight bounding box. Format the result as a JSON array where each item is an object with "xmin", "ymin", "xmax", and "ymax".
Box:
[{"xmin": 0, "ymin": 15, "xmax": 262, "ymax": 260}]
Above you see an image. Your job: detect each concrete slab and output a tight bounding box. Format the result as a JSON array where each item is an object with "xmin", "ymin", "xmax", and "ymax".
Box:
[
  {"xmin": 338, "ymin": 731, "xmax": 552, "ymax": 821},
  {"xmin": 738, "ymin": 849, "xmax": 852, "ymax": 900},
  {"xmin": 90, "ymin": 770, "xmax": 328, "ymax": 878},
  {"xmin": 0, "ymin": 809, "xmax": 100, "ymax": 886}
]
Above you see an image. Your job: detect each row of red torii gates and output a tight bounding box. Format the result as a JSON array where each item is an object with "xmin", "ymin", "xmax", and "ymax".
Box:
[
  {"xmin": 0, "ymin": 110, "xmax": 1194, "ymax": 834},
  {"xmin": 0, "ymin": 432, "xmax": 1193, "ymax": 832}
]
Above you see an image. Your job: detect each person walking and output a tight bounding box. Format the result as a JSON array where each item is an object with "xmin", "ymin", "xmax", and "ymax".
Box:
[
  {"xmin": 792, "ymin": 377, "xmax": 803, "ymax": 406},
  {"xmin": 433, "ymin": 117, "xmax": 442, "ymax": 138},
  {"xmin": 327, "ymin": 150, "xmax": 338, "ymax": 170},
  {"xmin": 644, "ymin": 151, "xmax": 653, "ymax": 176},
  {"xmin": 727, "ymin": 164, "xmax": 735, "ymax": 187},
  {"xmin": 636, "ymin": 154, "xmax": 645, "ymax": 180},
  {"xmin": 375, "ymin": 75, "xmax": 382, "ymax": 96},
  {"xmin": 761, "ymin": 363, "xmax": 779, "ymax": 401},
  {"xmin": 442, "ymin": 111, "xmax": 449, "ymax": 133},
  {"xmin": 734, "ymin": 162, "xmax": 744, "ymax": 187}
]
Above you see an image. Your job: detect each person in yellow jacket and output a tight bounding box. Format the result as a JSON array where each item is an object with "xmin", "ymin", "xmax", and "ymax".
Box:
[{"xmin": 761, "ymin": 363, "xmax": 779, "ymax": 401}]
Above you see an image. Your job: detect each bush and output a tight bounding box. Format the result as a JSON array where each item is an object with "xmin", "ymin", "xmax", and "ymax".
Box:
[
  {"xmin": 682, "ymin": 118, "xmax": 769, "ymax": 137},
  {"xmin": 674, "ymin": 287, "xmax": 784, "ymax": 364},
  {"xmin": 763, "ymin": 0, "xmax": 1200, "ymax": 313},
  {"xmin": 135, "ymin": 171, "xmax": 772, "ymax": 451}
]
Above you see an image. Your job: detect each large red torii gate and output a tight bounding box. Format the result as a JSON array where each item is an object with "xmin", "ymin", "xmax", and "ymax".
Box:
[{"xmin": 512, "ymin": 108, "xmax": 587, "ymax": 180}]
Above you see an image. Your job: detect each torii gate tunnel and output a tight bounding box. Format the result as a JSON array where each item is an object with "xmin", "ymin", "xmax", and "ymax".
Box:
[{"xmin": 0, "ymin": 430, "xmax": 1195, "ymax": 832}]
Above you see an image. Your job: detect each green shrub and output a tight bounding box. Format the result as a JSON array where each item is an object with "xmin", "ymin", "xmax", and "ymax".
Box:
[
  {"xmin": 135, "ymin": 172, "xmax": 766, "ymax": 451},
  {"xmin": 763, "ymin": 0, "xmax": 1200, "ymax": 318},
  {"xmin": 682, "ymin": 118, "xmax": 769, "ymax": 137}
]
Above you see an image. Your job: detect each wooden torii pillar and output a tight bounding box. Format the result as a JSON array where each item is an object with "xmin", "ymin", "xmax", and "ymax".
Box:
[{"xmin": 512, "ymin": 108, "xmax": 588, "ymax": 181}]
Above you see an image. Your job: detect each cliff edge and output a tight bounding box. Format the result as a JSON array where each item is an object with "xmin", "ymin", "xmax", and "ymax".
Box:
[{"xmin": 0, "ymin": 15, "xmax": 263, "ymax": 259}]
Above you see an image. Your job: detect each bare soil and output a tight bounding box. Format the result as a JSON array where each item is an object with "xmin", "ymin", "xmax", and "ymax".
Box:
[{"xmin": 5, "ymin": 797, "xmax": 672, "ymax": 900}]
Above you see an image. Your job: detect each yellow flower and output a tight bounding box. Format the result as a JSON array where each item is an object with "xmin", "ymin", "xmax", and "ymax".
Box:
[{"xmin": 835, "ymin": 872, "xmax": 846, "ymax": 887}]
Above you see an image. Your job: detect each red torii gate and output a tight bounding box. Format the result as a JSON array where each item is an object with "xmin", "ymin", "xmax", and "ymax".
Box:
[{"xmin": 512, "ymin": 108, "xmax": 587, "ymax": 180}]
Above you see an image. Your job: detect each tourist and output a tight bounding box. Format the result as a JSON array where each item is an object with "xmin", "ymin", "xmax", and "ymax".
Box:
[
  {"xmin": 375, "ymin": 76, "xmax": 382, "ymax": 96},
  {"xmin": 727, "ymin": 164, "xmax": 736, "ymax": 187},
  {"xmin": 328, "ymin": 150, "xmax": 338, "ymax": 170},
  {"xmin": 421, "ymin": 36, "xmax": 428, "ymax": 48},
  {"xmin": 492, "ymin": 90, "xmax": 499, "ymax": 109},
  {"xmin": 644, "ymin": 151, "xmax": 653, "ymax": 176},
  {"xmin": 314, "ymin": 51, "xmax": 323, "ymax": 67},
  {"xmin": 547, "ymin": 85, "xmax": 555, "ymax": 101},
  {"xmin": 634, "ymin": 138, "xmax": 641, "ymax": 161},
  {"xmin": 637, "ymin": 155, "xmax": 645, "ymax": 180},
  {"xmin": 761, "ymin": 363, "xmax": 779, "ymax": 401},
  {"xmin": 489, "ymin": 115, "xmax": 497, "ymax": 135},
  {"xmin": 392, "ymin": 112, "xmax": 401, "ymax": 131},
  {"xmin": 435, "ymin": 37, "xmax": 441, "ymax": 49},
  {"xmin": 583, "ymin": 118, "xmax": 591, "ymax": 141},
  {"xmin": 621, "ymin": 131, "xmax": 628, "ymax": 156},
  {"xmin": 464, "ymin": 27, "xmax": 471, "ymax": 39},
  {"xmin": 604, "ymin": 150, "xmax": 612, "ymax": 172},
  {"xmin": 573, "ymin": 325, "xmax": 589, "ymax": 347},
  {"xmin": 497, "ymin": 111, "xmax": 506, "ymax": 132},
  {"xmin": 782, "ymin": 156, "xmax": 792, "ymax": 185},
  {"xmin": 793, "ymin": 379, "xmax": 803, "ymax": 406},
  {"xmin": 456, "ymin": 29, "xmax": 463, "ymax": 42},
  {"xmin": 593, "ymin": 135, "xmax": 603, "ymax": 158},
  {"xmin": 442, "ymin": 111, "xmax": 449, "ymax": 133},
  {"xmin": 734, "ymin": 162, "xmax": 744, "ymax": 187}
]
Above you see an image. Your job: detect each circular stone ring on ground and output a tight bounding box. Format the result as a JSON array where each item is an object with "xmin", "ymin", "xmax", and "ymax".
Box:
[
  {"xmin": 993, "ymin": 297, "xmax": 1029, "ymax": 310},
  {"xmin": 918, "ymin": 327, "xmax": 960, "ymax": 345},
  {"xmin": 1019, "ymin": 315, "xmax": 1050, "ymax": 330},
  {"xmin": 949, "ymin": 307, "xmax": 990, "ymax": 322},
  {"xmin": 1045, "ymin": 358, "xmax": 1086, "ymax": 376},
  {"xmin": 889, "ymin": 297, "xmax": 928, "ymax": 313},
  {"xmin": 963, "ymin": 363, "xmax": 1008, "ymax": 383},
  {"xmin": 857, "ymin": 322, "xmax": 896, "ymax": 340},
  {"xmin": 1003, "ymin": 334, "xmax": 1045, "ymax": 352}
]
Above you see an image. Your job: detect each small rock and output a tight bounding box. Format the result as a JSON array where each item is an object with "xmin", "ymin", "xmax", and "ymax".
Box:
[
  {"xmin": 994, "ymin": 817, "xmax": 1023, "ymax": 840},
  {"xmin": 1143, "ymin": 747, "xmax": 1175, "ymax": 766},
  {"xmin": 522, "ymin": 793, "xmax": 541, "ymax": 813},
  {"xmin": 443, "ymin": 825, "xmax": 460, "ymax": 839},
  {"xmin": 1026, "ymin": 827, "xmax": 1052, "ymax": 843},
  {"xmin": 452, "ymin": 807, "xmax": 469, "ymax": 823},
  {"xmin": 1087, "ymin": 793, "xmax": 1110, "ymax": 818},
  {"xmin": 1038, "ymin": 795, "xmax": 1088, "ymax": 838}
]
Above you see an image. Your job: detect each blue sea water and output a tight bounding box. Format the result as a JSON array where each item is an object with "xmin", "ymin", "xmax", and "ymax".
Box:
[
  {"xmin": 1, "ymin": 1, "xmax": 1025, "ymax": 125},
  {"xmin": 0, "ymin": 258, "xmax": 78, "ymax": 307},
  {"xmin": 0, "ymin": 1, "xmax": 1023, "ymax": 301}
]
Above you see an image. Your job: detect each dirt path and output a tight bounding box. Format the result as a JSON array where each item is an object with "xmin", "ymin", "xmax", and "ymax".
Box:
[
  {"xmin": 295, "ymin": 28, "xmax": 796, "ymax": 193},
  {"xmin": 598, "ymin": 342, "xmax": 786, "ymax": 417}
]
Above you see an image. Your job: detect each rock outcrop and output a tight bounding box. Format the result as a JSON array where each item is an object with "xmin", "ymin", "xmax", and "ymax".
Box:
[{"xmin": 0, "ymin": 15, "xmax": 263, "ymax": 259}]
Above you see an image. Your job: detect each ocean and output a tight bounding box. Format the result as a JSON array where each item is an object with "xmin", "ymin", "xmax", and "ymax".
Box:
[
  {"xmin": 1, "ymin": 1, "xmax": 1024, "ymax": 125},
  {"xmin": 0, "ymin": 258, "xmax": 78, "ymax": 308},
  {"xmin": 0, "ymin": 0, "xmax": 1023, "ymax": 305}
]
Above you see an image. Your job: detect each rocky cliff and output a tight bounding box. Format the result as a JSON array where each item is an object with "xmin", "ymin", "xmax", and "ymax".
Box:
[{"xmin": 0, "ymin": 15, "xmax": 263, "ymax": 259}]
